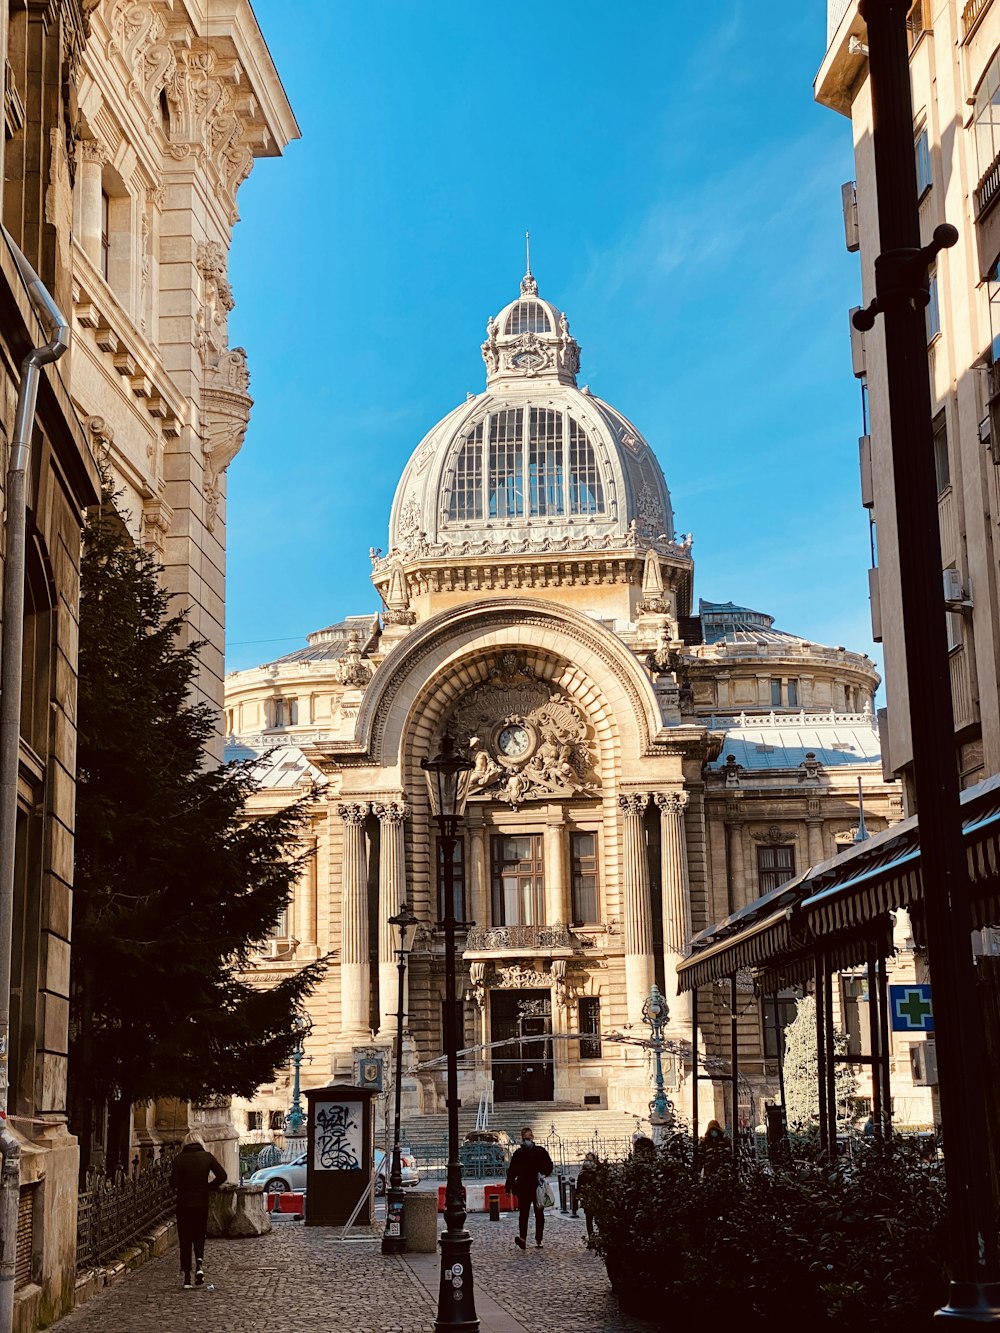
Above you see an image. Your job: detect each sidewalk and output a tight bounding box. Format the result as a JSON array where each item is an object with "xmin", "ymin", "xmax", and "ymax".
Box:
[{"xmin": 52, "ymin": 1205, "xmax": 651, "ymax": 1333}]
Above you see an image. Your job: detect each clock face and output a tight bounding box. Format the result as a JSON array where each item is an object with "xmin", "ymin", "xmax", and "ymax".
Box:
[{"xmin": 497, "ymin": 724, "xmax": 530, "ymax": 758}]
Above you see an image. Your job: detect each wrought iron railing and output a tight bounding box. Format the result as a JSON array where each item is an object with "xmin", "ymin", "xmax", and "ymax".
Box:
[
  {"xmin": 963, "ymin": 0, "xmax": 993, "ymax": 37},
  {"xmin": 466, "ymin": 924, "xmax": 573, "ymax": 950},
  {"xmin": 976, "ymin": 149, "xmax": 1000, "ymax": 219},
  {"xmin": 76, "ymin": 1150, "xmax": 177, "ymax": 1273}
]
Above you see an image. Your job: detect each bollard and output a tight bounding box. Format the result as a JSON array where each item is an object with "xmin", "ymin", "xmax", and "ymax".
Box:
[
  {"xmin": 569, "ymin": 1181, "xmax": 578, "ymax": 1218},
  {"xmin": 489, "ymin": 1197, "xmax": 500, "ymax": 1222},
  {"xmin": 558, "ymin": 1175, "xmax": 568, "ymax": 1214}
]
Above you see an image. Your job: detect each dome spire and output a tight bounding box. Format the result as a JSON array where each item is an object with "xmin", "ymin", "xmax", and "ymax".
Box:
[{"xmin": 521, "ymin": 229, "xmax": 538, "ymax": 296}]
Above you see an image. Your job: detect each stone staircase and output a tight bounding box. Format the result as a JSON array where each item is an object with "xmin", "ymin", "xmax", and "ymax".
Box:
[{"xmin": 399, "ymin": 1102, "xmax": 639, "ymax": 1165}]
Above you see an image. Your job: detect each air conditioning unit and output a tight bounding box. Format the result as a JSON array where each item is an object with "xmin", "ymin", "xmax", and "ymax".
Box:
[
  {"xmin": 910, "ymin": 1040, "xmax": 938, "ymax": 1086},
  {"xmin": 841, "ymin": 181, "xmax": 860, "ymax": 252},
  {"xmin": 943, "ymin": 568, "xmax": 972, "ymax": 608}
]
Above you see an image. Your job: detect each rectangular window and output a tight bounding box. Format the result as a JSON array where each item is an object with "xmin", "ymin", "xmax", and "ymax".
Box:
[
  {"xmin": 272, "ymin": 698, "xmax": 298, "ymax": 727},
  {"xmin": 528, "ymin": 408, "xmax": 564, "ymax": 516},
  {"xmin": 578, "ymin": 997, "xmax": 601, "ymax": 1059},
  {"xmin": 570, "ymin": 831, "xmax": 599, "ymax": 924},
  {"xmin": 946, "ymin": 607, "xmax": 963, "ymax": 651},
  {"xmin": 786, "ymin": 678, "xmax": 799, "ymax": 707},
  {"xmin": 437, "ymin": 836, "xmax": 466, "ymax": 924},
  {"xmin": 926, "ymin": 268, "xmax": 941, "ymax": 342},
  {"xmin": 915, "ymin": 127, "xmax": 932, "ymax": 198},
  {"xmin": 488, "ymin": 409, "xmax": 524, "ymax": 518},
  {"xmin": 770, "ymin": 678, "xmax": 782, "ymax": 707},
  {"xmin": 567, "ymin": 419, "xmax": 604, "ymax": 514},
  {"xmin": 762, "ymin": 991, "xmax": 798, "ymax": 1060},
  {"xmin": 932, "ymin": 409, "xmax": 950, "ymax": 493},
  {"xmin": 491, "ymin": 833, "xmax": 545, "ymax": 926},
  {"xmin": 450, "ymin": 423, "xmax": 484, "ymax": 520},
  {"xmin": 247, "ymin": 1110, "xmax": 263, "ymax": 1132},
  {"xmin": 757, "ymin": 844, "xmax": 795, "ymax": 894},
  {"xmin": 270, "ymin": 905, "xmax": 288, "ymax": 938}
]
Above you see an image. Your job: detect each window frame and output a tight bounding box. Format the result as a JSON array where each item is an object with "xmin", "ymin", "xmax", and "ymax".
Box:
[
  {"xmin": 578, "ymin": 996, "xmax": 602, "ymax": 1059},
  {"xmin": 570, "ymin": 829, "xmax": 600, "ymax": 925},
  {"xmin": 756, "ymin": 843, "xmax": 796, "ymax": 895},
  {"xmin": 915, "ymin": 125, "xmax": 932, "ymax": 199},
  {"xmin": 490, "ymin": 832, "xmax": 545, "ymax": 927}
]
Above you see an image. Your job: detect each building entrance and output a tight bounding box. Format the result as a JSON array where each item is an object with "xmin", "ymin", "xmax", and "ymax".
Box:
[{"xmin": 490, "ymin": 989, "xmax": 554, "ymax": 1102}]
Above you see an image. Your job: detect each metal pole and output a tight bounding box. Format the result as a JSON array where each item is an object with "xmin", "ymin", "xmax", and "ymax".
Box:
[
  {"xmin": 435, "ymin": 816, "xmax": 478, "ymax": 1332},
  {"xmin": 0, "ymin": 231, "xmax": 70, "ymax": 1333},
  {"xmin": 287, "ymin": 1044, "xmax": 305, "ymax": 1133},
  {"xmin": 382, "ymin": 945, "xmax": 407, "ymax": 1255},
  {"xmin": 691, "ymin": 987, "xmax": 699, "ymax": 1144},
  {"xmin": 856, "ymin": 2, "xmax": 1000, "ymax": 1316},
  {"xmin": 729, "ymin": 973, "xmax": 739, "ymax": 1161}
]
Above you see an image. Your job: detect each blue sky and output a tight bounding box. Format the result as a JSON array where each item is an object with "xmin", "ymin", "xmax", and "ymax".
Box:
[{"xmin": 225, "ymin": 2, "xmax": 877, "ymax": 686}]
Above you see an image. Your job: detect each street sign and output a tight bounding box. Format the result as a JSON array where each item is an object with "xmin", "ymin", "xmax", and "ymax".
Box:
[{"xmin": 889, "ymin": 983, "xmax": 934, "ymax": 1032}]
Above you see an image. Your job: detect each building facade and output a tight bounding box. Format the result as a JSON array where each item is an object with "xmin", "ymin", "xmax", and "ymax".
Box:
[
  {"xmin": 0, "ymin": 1, "xmax": 295, "ymax": 1325},
  {"xmin": 226, "ymin": 269, "xmax": 909, "ymax": 1138},
  {"xmin": 817, "ymin": 0, "xmax": 1000, "ymax": 799}
]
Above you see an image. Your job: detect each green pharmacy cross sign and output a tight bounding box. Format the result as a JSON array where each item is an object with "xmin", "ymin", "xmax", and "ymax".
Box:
[{"xmin": 889, "ymin": 983, "xmax": 934, "ymax": 1032}]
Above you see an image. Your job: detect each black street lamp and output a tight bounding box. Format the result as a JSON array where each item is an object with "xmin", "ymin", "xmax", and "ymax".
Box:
[
  {"xmin": 285, "ymin": 1012, "xmax": 311, "ymax": 1137},
  {"xmin": 421, "ymin": 735, "xmax": 478, "ymax": 1333},
  {"xmin": 853, "ymin": 2, "xmax": 1000, "ymax": 1319},
  {"xmin": 382, "ymin": 899, "xmax": 418, "ymax": 1256}
]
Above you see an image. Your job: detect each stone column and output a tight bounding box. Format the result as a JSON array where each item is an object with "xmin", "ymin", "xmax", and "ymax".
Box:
[
  {"xmin": 725, "ymin": 799, "xmax": 746, "ymax": 914},
  {"xmin": 295, "ymin": 841, "xmax": 318, "ymax": 952},
  {"xmin": 655, "ymin": 791, "xmax": 692, "ymax": 1026},
  {"xmin": 619, "ymin": 792, "xmax": 654, "ymax": 1022},
  {"xmin": 467, "ymin": 809, "xmax": 488, "ymax": 932},
  {"xmin": 806, "ymin": 799, "xmax": 826, "ymax": 868},
  {"xmin": 374, "ymin": 800, "xmax": 408, "ymax": 1037},
  {"xmin": 79, "ymin": 139, "xmax": 107, "ymax": 269},
  {"xmin": 338, "ymin": 803, "xmax": 369, "ymax": 1040},
  {"xmin": 544, "ymin": 805, "xmax": 568, "ymax": 928}
]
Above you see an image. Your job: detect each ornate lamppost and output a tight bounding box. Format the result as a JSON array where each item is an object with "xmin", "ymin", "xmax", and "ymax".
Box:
[
  {"xmin": 285, "ymin": 1012, "xmax": 311, "ymax": 1143},
  {"xmin": 382, "ymin": 900, "xmax": 418, "ymax": 1256},
  {"xmin": 421, "ymin": 735, "xmax": 478, "ymax": 1333},
  {"xmin": 642, "ymin": 984, "xmax": 673, "ymax": 1144}
]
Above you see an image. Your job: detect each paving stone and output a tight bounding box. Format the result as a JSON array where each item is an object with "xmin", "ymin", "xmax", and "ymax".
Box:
[{"xmin": 51, "ymin": 1210, "xmax": 651, "ymax": 1332}]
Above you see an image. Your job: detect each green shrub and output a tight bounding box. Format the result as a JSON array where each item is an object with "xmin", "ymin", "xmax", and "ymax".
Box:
[{"xmin": 587, "ymin": 1132, "xmax": 951, "ymax": 1329}]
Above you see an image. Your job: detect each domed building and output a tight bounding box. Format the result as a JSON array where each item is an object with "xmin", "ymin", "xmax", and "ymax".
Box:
[{"xmin": 225, "ymin": 266, "xmax": 921, "ymax": 1139}]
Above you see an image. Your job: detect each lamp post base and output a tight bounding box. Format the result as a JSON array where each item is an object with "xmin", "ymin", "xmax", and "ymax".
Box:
[
  {"xmin": 435, "ymin": 1225, "xmax": 478, "ymax": 1332},
  {"xmin": 934, "ymin": 1282, "xmax": 1000, "ymax": 1322},
  {"xmin": 381, "ymin": 1185, "xmax": 405, "ymax": 1255}
]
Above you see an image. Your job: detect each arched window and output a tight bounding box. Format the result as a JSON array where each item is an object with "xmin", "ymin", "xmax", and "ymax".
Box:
[
  {"xmin": 449, "ymin": 408, "xmax": 607, "ymax": 521},
  {"xmin": 504, "ymin": 301, "xmax": 551, "ymax": 335}
]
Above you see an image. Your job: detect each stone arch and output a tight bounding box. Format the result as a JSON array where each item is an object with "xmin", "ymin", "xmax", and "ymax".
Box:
[{"xmin": 356, "ymin": 597, "xmax": 662, "ymax": 769}]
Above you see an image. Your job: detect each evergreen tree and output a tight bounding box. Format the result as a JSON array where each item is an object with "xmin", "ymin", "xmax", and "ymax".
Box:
[
  {"xmin": 71, "ymin": 496, "xmax": 328, "ymax": 1170},
  {"xmin": 782, "ymin": 994, "xmax": 858, "ymax": 1133}
]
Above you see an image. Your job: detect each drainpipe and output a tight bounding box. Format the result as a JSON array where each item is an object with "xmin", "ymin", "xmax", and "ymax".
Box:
[{"xmin": 0, "ymin": 229, "xmax": 70, "ymax": 1333}]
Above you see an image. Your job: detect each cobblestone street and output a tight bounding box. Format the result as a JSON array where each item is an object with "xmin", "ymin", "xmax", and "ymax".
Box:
[{"xmin": 52, "ymin": 1209, "xmax": 652, "ymax": 1333}]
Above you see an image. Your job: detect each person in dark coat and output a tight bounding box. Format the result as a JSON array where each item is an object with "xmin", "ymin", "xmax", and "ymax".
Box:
[
  {"xmin": 170, "ymin": 1130, "xmax": 227, "ymax": 1288},
  {"xmin": 576, "ymin": 1151, "xmax": 599, "ymax": 1237},
  {"xmin": 504, "ymin": 1126, "xmax": 554, "ymax": 1250}
]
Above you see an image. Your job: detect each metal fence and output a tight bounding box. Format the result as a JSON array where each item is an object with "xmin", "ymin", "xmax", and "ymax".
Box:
[
  {"xmin": 410, "ymin": 1130, "xmax": 634, "ymax": 1182},
  {"xmin": 76, "ymin": 1150, "xmax": 177, "ymax": 1273}
]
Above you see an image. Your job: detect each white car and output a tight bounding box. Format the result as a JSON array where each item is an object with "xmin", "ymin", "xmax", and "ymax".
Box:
[{"xmin": 248, "ymin": 1147, "xmax": 419, "ymax": 1195}]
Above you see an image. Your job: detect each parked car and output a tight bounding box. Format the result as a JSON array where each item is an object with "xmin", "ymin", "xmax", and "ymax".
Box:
[
  {"xmin": 459, "ymin": 1129, "xmax": 512, "ymax": 1175},
  {"xmin": 247, "ymin": 1147, "xmax": 419, "ymax": 1195}
]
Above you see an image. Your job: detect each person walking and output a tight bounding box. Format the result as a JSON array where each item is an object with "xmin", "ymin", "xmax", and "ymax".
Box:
[
  {"xmin": 170, "ymin": 1130, "xmax": 228, "ymax": 1289},
  {"xmin": 505, "ymin": 1126, "xmax": 554, "ymax": 1250},
  {"xmin": 576, "ymin": 1151, "xmax": 599, "ymax": 1238}
]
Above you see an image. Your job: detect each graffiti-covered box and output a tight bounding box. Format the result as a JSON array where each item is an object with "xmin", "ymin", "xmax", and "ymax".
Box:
[{"xmin": 304, "ymin": 1084, "xmax": 378, "ymax": 1226}]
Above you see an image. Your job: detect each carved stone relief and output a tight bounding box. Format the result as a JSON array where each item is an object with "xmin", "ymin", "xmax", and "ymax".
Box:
[{"xmin": 445, "ymin": 657, "xmax": 596, "ymax": 807}]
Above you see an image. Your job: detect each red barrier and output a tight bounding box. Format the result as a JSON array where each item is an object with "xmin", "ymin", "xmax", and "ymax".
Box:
[
  {"xmin": 266, "ymin": 1192, "xmax": 305, "ymax": 1215},
  {"xmin": 437, "ymin": 1185, "xmax": 468, "ymax": 1212}
]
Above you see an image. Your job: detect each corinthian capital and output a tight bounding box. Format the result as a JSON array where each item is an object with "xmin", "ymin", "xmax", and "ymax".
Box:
[
  {"xmin": 372, "ymin": 800, "xmax": 408, "ymax": 826},
  {"xmin": 618, "ymin": 792, "xmax": 650, "ymax": 818},
  {"xmin": 337, "ymin": 802, "xmax": 368, "ymax": 826},
  {"xmin": 653, "ymin": 791, "xmax": 689, "ymax": 817}
]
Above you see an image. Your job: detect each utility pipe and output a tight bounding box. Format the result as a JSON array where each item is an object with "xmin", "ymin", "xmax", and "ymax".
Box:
[{"xmin": 0, "ymin": 228, "xmax": 70, "ymax": 1333}]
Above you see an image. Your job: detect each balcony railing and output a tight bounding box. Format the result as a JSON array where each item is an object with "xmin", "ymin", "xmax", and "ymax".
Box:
[
  {"xmin": 963, "ymin": 0, "xmax": 993, "ymax": 38},
  {"xmin": 76, "ymin": 1151, "xmax": 177, "ymax": 1273},
  {"xmin": 976, "ymin": 149, "xmax": 1000, "ymax": 219},
  {"xmin": 466, "ymin": 924, "xmax": 573, "ymax": 950},
  {"xmin": 906, "ymin": 0, "xmax": 932, "ymax": 49}
]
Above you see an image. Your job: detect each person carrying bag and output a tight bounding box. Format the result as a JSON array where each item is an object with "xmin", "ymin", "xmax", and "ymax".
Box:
[{"xmin": 505, "ymin": 1126, "xmax": 554, "ymax": 1249}]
